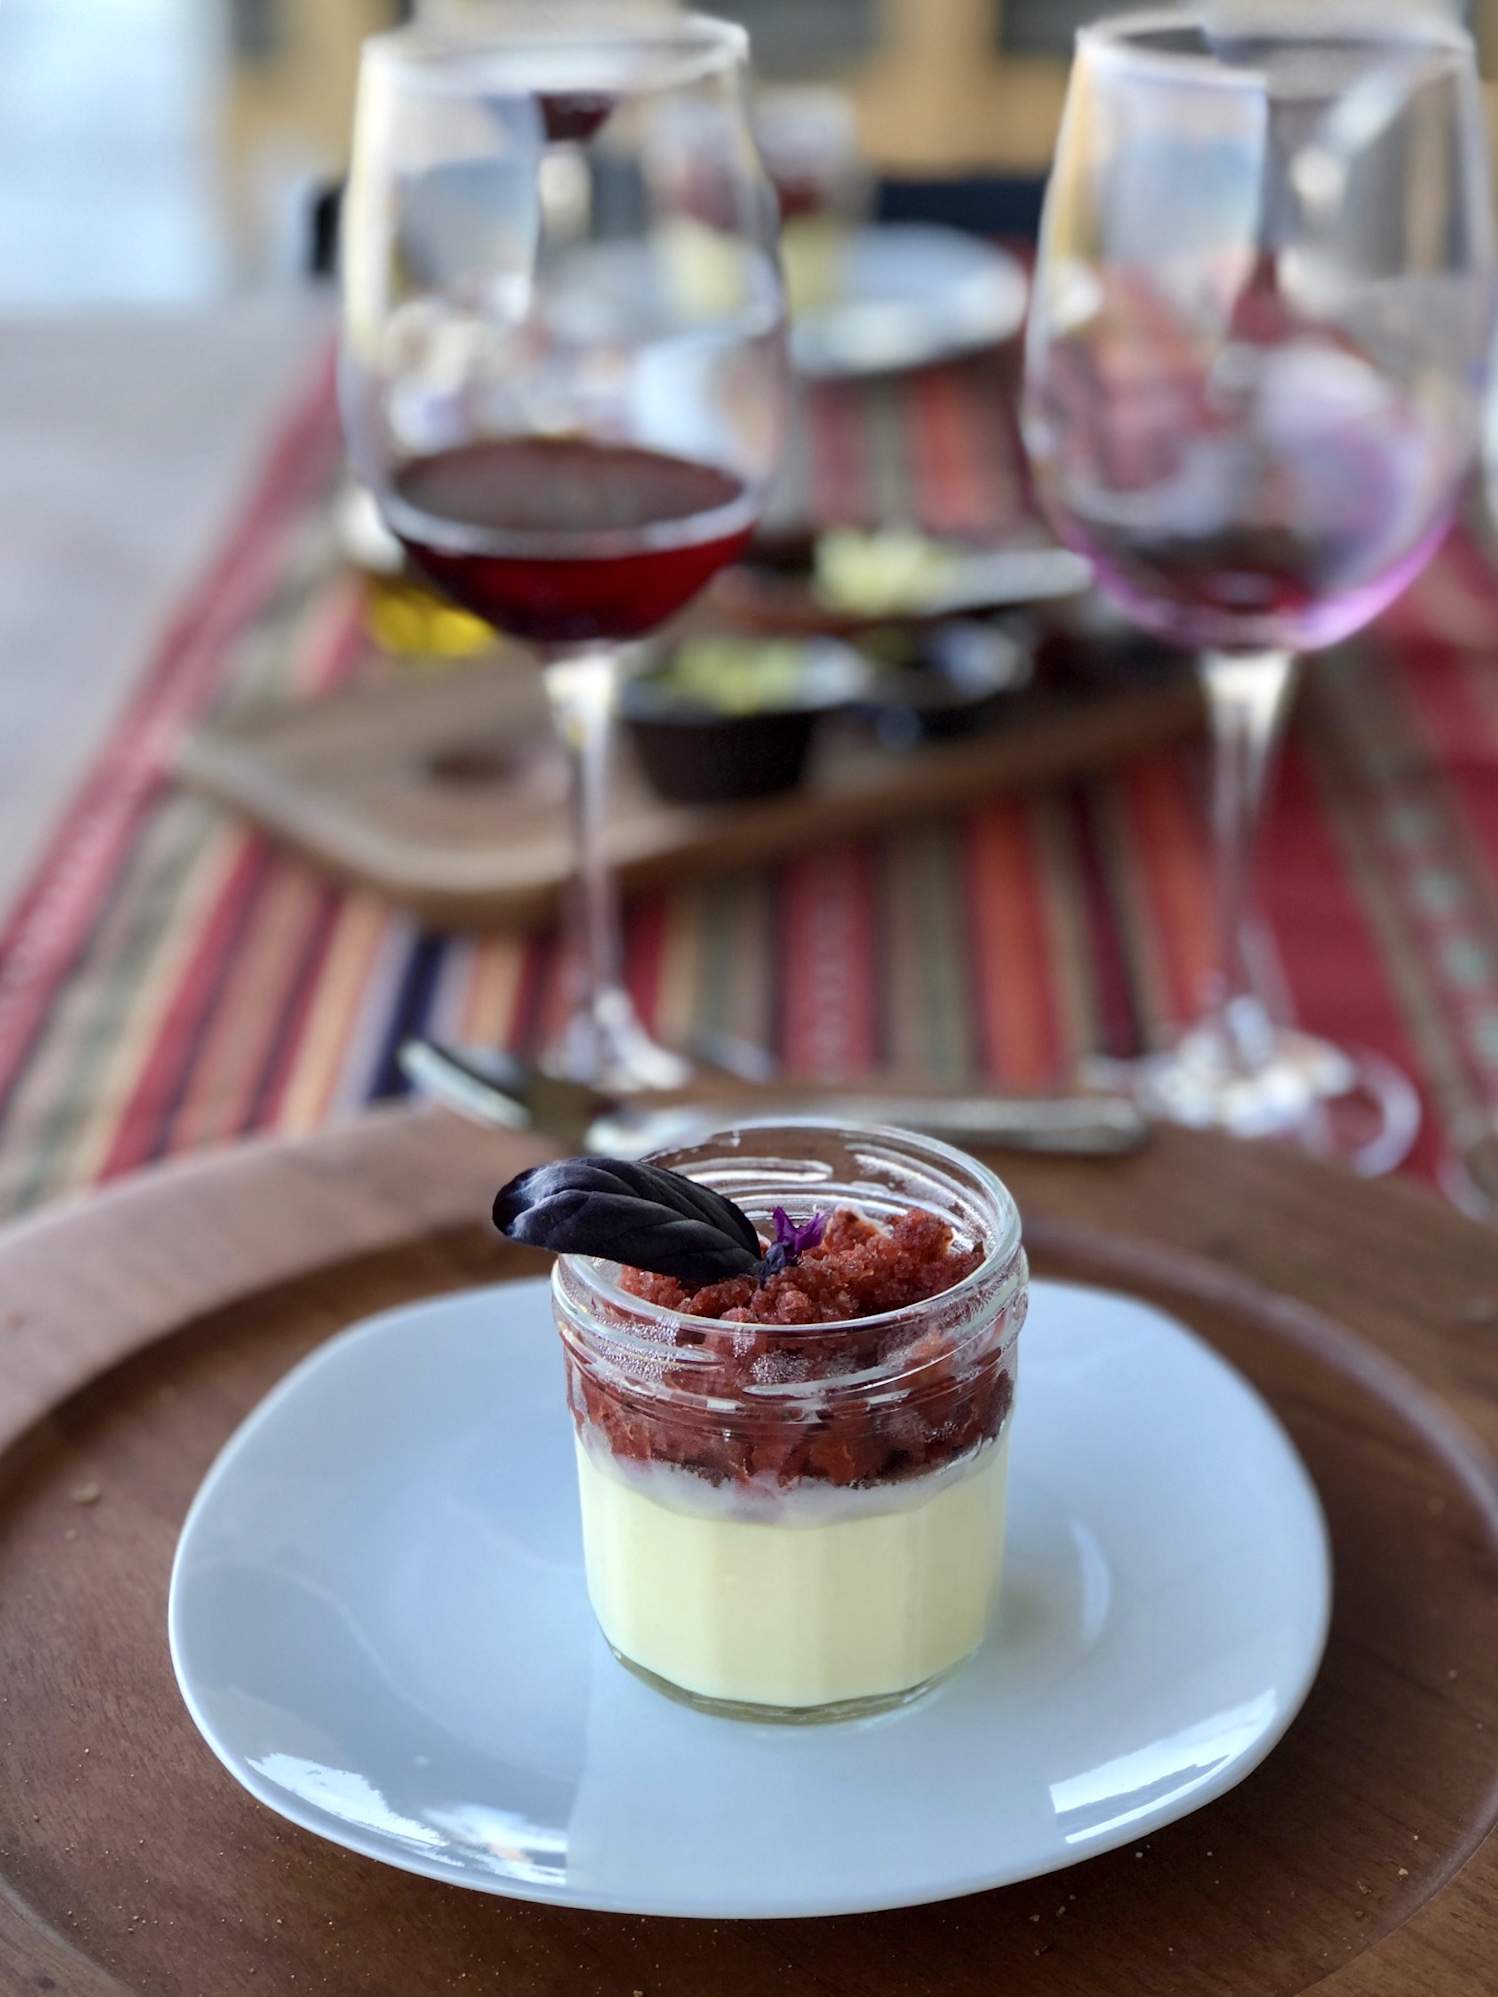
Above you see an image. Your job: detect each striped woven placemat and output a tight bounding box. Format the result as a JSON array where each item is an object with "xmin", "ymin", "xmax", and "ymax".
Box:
[{"xmin": 0, "ymin": 346, "xmax": 1495, "ymax": 1216}]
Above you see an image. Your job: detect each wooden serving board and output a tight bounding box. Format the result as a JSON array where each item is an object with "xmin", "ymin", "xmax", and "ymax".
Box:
[
  {"xmin": 0, "ymin": 1108, "xmax": 1495, "ymax": 1995},
  {"xmin": 175, "ymin": 658, "xmax": 1201, "ymax": 928}
]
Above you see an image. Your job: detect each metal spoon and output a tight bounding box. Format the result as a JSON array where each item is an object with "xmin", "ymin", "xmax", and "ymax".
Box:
[{"xmin": 398, "ymin": 1038, "xmax": 1149, "ymax": 1158}]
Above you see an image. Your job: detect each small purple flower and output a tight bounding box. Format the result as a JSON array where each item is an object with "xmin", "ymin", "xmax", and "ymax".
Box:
[{"xmin": 757, "ymin": 1206, "xmax": 828, "ymax": 1282}]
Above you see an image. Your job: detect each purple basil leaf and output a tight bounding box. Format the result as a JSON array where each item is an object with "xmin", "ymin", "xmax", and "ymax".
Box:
[{"xmin": 492, "ymin": 1157, "xmax": 763, "ymax": 1284}]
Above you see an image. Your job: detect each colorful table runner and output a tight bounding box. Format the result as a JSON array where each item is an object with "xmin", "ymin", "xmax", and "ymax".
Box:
[{"xmin": 1, "ymin": 345, "xmax": 1496, "ymax": 1218}]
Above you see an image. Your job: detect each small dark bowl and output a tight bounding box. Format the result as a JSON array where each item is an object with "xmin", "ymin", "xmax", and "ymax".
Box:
[
  {"xmin": 621, "ymin": 638, "xmax": 869, "ymax": 806},
  {"xmin": 626, "ymin": 707, "xmax": 820, "ymax": 804},
  {"xmin": 860, "ymin": 618, "xmax": 1033, "ymax": 749}
]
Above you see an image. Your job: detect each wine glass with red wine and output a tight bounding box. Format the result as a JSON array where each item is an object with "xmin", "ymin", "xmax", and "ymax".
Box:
[
  {"xmin": 342, "ymin": 14, "xmax": 788, "ymax": 1090},
  {"xmin": 1024, "ymin": 9, "xmax": 1495, "ymax": 1167}
]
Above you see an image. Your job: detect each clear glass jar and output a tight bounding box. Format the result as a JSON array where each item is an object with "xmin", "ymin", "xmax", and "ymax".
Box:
[{"xmin": 551, "ymin": 1121, "xmax": 1027, "ymax": 1721}]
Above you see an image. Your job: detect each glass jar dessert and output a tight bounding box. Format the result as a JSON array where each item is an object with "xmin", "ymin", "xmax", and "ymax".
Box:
[{"xmin": 548, "ymin": 1121, "xmax": 1027, "ymax": 1721}]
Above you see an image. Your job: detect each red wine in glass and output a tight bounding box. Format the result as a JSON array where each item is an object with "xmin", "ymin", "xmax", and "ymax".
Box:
[
  {"xmin": 388, "ymin": 437, "xmax": 756, "ymax": 645},
  {"xmin": 1033, "ymin": 312, "xmax": 1459, "ymax": 654},
  {"xmin": 1061, "ymin": 504, "xmax": 1452, "ymax": 655},
  {"xmin": 538, "ymin": 91, "xmax": 616, "ymax": 144}
]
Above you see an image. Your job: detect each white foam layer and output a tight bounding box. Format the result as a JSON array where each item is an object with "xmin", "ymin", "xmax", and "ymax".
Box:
[{"xmin": 575, "ymin": 1418, "xmax": 1007, "ymax": 1525}]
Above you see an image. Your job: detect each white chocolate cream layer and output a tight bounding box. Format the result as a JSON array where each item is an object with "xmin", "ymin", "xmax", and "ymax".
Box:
[{"xmin": 574, "ymin": 1431, "xmax": 1010, "ymax": 1709}]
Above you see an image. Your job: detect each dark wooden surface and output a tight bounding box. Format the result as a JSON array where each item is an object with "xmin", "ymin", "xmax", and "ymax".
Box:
[{"xmin": 0, "ymin": 1106, "xmax": 1495, "ymax": 1994}]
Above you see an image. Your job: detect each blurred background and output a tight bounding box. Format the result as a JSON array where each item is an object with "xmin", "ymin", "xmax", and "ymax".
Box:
[{"xmin": 8, "ymin": 0, "xmax": 1492, "ymax": 311}]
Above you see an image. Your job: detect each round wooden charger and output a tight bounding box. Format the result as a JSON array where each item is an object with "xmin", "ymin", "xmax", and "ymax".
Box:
[{"xmin": 0, "ymin": 1105, "xmax": 1495, "ymax": 1996}]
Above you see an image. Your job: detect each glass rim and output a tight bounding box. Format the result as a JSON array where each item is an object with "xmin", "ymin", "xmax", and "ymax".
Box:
[
  {"xmin": 555, "ymin": 1117, "xmax": 1027, "ymax": 1342},
  {"xmin": 361, "ymin": 10, "xmax": 750, "ymax": 92},
  {"xmin": 1078, "ymin": 5, "xmax": 1474, "ymax": 79}
]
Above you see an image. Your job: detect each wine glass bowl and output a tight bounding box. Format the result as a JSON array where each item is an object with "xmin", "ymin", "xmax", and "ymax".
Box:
[
  {"xmin": 1023, "ymin": 9, "xmax": 1496, "ymax": 1161},
  {"xmin": 384, "ymin": 437, "xmax": 757, "ymax": 643},
  {"xmin": 341, "ymin": 16, "xmax": 789, "ymax": 1091}
]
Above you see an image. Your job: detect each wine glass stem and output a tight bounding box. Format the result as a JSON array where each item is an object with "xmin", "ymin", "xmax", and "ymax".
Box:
[
  {"xmin": 543, "ymin": 647, "xmax": 626, "ymax": 1029},
  {"xmin": 1199, "ymin": 648, "xmax": 1299, "ymax": 1040}
]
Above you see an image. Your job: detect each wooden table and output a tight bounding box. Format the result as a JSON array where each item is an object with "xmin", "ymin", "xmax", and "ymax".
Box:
[{"xmin": 0, "ymin": 1107, "xmax": 1494, "ymax": 1994}]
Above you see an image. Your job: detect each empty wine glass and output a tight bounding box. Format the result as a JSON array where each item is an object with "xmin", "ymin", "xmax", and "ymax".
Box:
[
  {"xmin": 1024, "ymin": 7, "xmax": 1496, "ymax": 1163},
  {"xmin": 342, "ymin": 14, "xmax": 788, "ymax": 1090}
]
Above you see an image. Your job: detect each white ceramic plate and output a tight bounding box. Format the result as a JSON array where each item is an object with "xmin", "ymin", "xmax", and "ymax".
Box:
[
  {"xmin": 789, "ymin": 224, "xmax": 1029, "ymax": 379},
  {"xmin": 169, "ymin": 1278, "xmax": 1330, "ymax": 1919}
]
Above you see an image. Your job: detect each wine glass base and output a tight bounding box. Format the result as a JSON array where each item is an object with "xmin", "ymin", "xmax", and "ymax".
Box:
[
  {"xmin": 1082, "ymin": 1022, "xmax": 1421, "ymax": 1177},
  {"xmin": 1437, "ymin": 1149, "xmax": 1496, "ymax": 1224},
  {"xmin": 540, "ymin": 985, "xmax": 691, "ymax": 1096}
]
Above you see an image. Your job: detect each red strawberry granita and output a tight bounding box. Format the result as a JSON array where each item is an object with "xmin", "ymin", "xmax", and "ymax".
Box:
[
  {"xmin": 565, "ymin": 1201, "xmax": 1011, "ymax": 1491},
  {"xmin": 619, "ymin": 1203, "xmax": 982, "ymax": 1324}
]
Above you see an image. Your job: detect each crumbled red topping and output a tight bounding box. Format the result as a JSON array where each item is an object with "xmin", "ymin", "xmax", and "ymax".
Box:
[
  {"xmin": 620, "ymin": 1204, "xmax": 981, "ymax": 1324},
  {"xmin": 567, "ymin": 1204, "xmax": 1012, "ymax": 1489}
]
